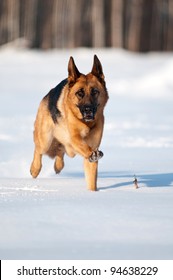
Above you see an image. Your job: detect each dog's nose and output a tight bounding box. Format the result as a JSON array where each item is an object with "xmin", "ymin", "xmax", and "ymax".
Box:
[{"xmin": 84, "ymin": 106, "xmax": 92, "ymax": 113}]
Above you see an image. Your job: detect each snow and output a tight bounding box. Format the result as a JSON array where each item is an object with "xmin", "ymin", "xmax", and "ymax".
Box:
[{"xmin": 0, "ymin": 47, "xmax": 173, "ymax": 259}]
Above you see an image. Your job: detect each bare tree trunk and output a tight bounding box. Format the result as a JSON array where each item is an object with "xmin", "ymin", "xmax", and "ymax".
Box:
[
  {"xmin": 32, "ymin": 0, "xmax": 54, "ymax": 49},
  {"xmin": 161, "ymin": 0, "xmax": 169, "ymax": 50},
  {"xmin": 167, "ymin": 0, "xmax": 173, "ymax": 50},
  {"xmin": 58, "ymin": 0, "xmax": 70, "ymax": 48},
  {"xmin": 149, "ymin": 0, "xmax": 163, "ymax": 51},
  {"xmin": 104, "ymin": 0, "xmax": 111, "ymax": 47},
  {"xmin": 20, "ymin": 0, "xmax": 38, "ymax": 47},
  {"xmin": 0, "ymin": 0, "xmax": 19, "ymax": 44},
  {"xmin": 11, "ymin": 0, "xmax": 19, "ymax": 41},
  {"xmin": 25, "ymin": 0, "xmax": 38, "ymax": 47},
  {"xmin": 78, "ymin": 0, "xmax": 92, "ymax": 47},
  {"xmin": 111, "ymin": 0, "xmax": 123, "ymax": 48},
  {"xmin": 52, "ymin": 0, "xmax": 78, "ymax": 48},
  {"xmin": 140, "ymin": 0, "xmax": 154, "ymax": 52},
  {"xmin": 124, "ymin": 0, "xmax": 143, "ymax": 52},
  {"xmin": 92, "ymin": 0, "xmax": 105, "ymax": 47},
  {"xmin": 0, "ymin": 0, "xmax": 7, "ymax": 44},
  {"xmin": 52, "ymin": 0, "xmax": 64, "ymax": 48},
  {"xmin": 66, "ymin": 0, "xmax": 79, "ymax": 48}
]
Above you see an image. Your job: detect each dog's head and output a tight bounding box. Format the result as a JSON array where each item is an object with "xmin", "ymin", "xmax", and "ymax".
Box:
[{"xmin": 67, "ymin": 55, "xmax": 108, "ymax": 123}]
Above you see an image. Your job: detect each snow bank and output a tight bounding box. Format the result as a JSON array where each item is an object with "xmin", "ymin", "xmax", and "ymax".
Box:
[{"xmin": 0, "ymin": 48, "xmax": 173, "ymax": 259}]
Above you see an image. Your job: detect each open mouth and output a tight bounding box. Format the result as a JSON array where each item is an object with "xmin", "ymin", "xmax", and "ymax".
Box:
[
  {"xmin": 83, "ymin": 112, "xmax": 95, "ymax": 122},
  {"xmin": 80, "ymin": 105, "xmax": 97, "ymax": 122}
]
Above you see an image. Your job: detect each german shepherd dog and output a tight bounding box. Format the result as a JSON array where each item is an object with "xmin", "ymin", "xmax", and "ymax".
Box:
[{"xmin": 30, "ymin": 55, "xmax": 108, "ymax": 191}]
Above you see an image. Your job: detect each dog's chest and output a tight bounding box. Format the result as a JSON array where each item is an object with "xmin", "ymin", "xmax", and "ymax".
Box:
[
  {"xmin": 54, "ymin": 119, "xmax": 90, "ymax": 141},
  {"xmin": 79, "ymin": 125, "xmax": 90, "ymax": 138},
  {"xmin": 53, "ymin": 121, "xmax": 70, "ymax": 143}
]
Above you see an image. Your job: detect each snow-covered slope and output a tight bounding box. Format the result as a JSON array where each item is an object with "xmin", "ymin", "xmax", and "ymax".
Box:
[{"xmin": 0, "ymin": 48, "xmax": 173, "ymax": 259}]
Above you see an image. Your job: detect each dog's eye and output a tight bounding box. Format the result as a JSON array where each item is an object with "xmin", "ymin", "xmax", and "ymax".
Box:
[
  {"xmin": 91, "ymin": 88, "xmax": 99, "ymax": 97},
  {"xmin": 76, "ymin": 90, "xmax": 85, "ymax": 99}
]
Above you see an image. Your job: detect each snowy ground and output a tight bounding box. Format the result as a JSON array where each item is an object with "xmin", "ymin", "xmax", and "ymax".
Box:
[{"xmin": 0, "ymin": 47, "xmax": 173, "ymax": 259}]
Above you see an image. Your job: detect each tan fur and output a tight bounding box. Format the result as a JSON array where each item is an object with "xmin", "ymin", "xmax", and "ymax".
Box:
[{"xmin": 30, "ymin": 55, "xmax": 108, "ymax": 191}]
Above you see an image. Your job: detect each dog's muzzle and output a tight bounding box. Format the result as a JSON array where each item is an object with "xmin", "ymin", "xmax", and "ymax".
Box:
[{"xmin": 79, "ymin": 104, "xmax": 98, "ymax": 122}]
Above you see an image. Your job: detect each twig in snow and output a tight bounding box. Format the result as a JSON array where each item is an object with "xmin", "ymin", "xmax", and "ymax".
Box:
[{"xmin": 133, "ymin": 175, "xmax": 139, "ymax": 189}]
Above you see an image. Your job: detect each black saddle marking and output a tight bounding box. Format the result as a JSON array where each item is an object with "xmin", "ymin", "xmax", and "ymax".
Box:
[{"xmin": 47, "ymin": 78, "xmax": 68, "ymax": 123}]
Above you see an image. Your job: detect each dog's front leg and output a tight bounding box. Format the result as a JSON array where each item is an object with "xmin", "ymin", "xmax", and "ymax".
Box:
[
  {"xmin": 71, "ymin": 135, "xmax": 103, "ymax": 162},
  {"xmin": 70, "ymin": 133, "xmax": 93, "ymax": 159},
  {"xmin": 84, "ymin": 159, "xmax": 98, "ymax": 191},
  {"xmin": 70, "ymin": 129, "xmax": 103, "ymax": 161}
]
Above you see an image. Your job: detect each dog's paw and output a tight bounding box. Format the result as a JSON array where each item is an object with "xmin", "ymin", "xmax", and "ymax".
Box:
[
  {"xmin": 30, "ymin": 164, "xmax": 41, "ymax": 178},
  {"xmin": 89, "ymin": 149, "xmax": 104, "ymax": 162}
]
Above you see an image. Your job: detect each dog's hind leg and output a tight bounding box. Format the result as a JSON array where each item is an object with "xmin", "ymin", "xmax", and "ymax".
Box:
[
  {"xmin": 30, "ymin": 132, "xmax": 54, "ymax": 178},
  {"xmin": 54, "ymin": 148, "xmax": 65, "ymax": 174},
  {"xmin": 30, "ymin": 129, "xmax": 54, "ymax": 178},
  {"xmin": 30, "ymin": 133, "xmax": 53, "ymax": 178},
  {"xmin": 30, "ymin": 149, "xmax": 43, "ymax": 178},
  {"xmin": 30, "ymin": 109, "xmax": 54, "ymax": 178},
  {"xmin": 47, "ymin": 138, "xmax": 65, "ymax": 174}
]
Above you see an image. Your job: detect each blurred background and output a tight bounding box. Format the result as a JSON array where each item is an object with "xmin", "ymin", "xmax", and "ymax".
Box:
[
  {"xmin": 1, "ymin": 0, "xmax": 173, "ymax": 177},
  {"xmin": 0, "ymin": 0, "xmax": 173, "ymax": 52}
]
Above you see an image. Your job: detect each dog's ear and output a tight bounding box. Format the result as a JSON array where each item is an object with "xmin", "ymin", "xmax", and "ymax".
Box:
[
  {"xmin": 91, "ymin": 55, "xmax": 105, "ymax": 84},
  {"xmin": 68, "ymin": 56, "xmax": 81, "ymax": 87}
]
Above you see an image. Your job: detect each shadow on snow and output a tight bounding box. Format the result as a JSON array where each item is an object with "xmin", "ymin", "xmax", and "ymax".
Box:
[{"xmin": 98, "ymin": 172, "xmax": 173, "ymax": 190}]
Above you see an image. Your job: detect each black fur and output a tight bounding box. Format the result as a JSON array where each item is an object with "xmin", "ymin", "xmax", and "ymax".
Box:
[{"xmin": 47, "ymin": 78, "xmax": 68, "ymax": 123}]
